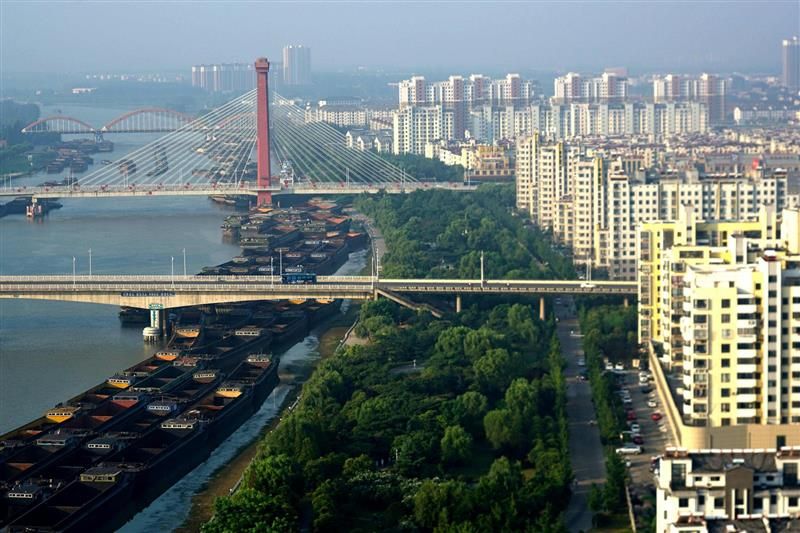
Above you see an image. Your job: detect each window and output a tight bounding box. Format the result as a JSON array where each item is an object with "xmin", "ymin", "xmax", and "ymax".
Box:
[
  {"xmin": 778, "ymin": 435, "xmax": 787, "ymax": 448},
  {"xmin": 722, "ymin": 299, "xmax": 731, "ymax": 308},
  {"xmin": 715, "ymin": 496, "xmax": 724, "ymax": 508},
  {"xmin": 722, "ymin": 359, "xmax": 731, "ymax": 368},
  {"xmin": 722, "ymin": 344, "xmax": 731, "ymax": 353},
  {"xmin": 679, "ymin": 497, "xmax": 689, "ymax": 508},
  {"xmin": 790, "ymin": 496, "xmax": 798, "ymax": 507}
]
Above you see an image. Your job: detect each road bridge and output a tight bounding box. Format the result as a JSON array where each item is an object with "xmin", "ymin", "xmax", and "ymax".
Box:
[
  {"xmin": 0, "ymin": 182, "xmax": 477, "ymax": 200},
  {"xmin": 0, "ymin": 275, "xmax": 637, "ymax": 311}
]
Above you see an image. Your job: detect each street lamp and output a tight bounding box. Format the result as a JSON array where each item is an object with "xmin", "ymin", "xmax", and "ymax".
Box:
[
  {"xmin": 171, "ymin": 256, "xmax": 175, "ymax": 288},
  {"xmin": 182, "ymin": 248, "xmax": 187, "ymax": 278},
  {"xmin": 72, "ymin": 256, "xmax": 76, "ymax": 288},
  {"xmin": 88, "ymin": 249, "xmax": 92, "ymax": 277}
]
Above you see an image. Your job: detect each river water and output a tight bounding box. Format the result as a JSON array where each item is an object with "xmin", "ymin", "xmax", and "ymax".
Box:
[
  {"xmin": 0, "ymin": 104, "xmax": 244, "ymax": 433},
  {"xmin": 0, "ymin": 102, "xmax": 367, "ymax": 531}
]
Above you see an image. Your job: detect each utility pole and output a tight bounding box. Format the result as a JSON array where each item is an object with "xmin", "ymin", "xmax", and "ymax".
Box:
[
  {"xmin": 171, "ymin": 256, "xmax": 175, "ymax": 288},
  {"xmin": 72, "ymin": 256, "xmax": 76, "ymax": 289},
  {"xmin": 279, "ymin": 249, "xmax": 283, "ymax": 276},
  {"xmin": 88, "ymin": 249, "xmax": 92, "ymax": 277},
  {"xmin": 480, "ymin": 251, "xmax": 485, "ymax": 286},
  {"xmin": 270, "ymin": 256, "xmax": 274, "ymax": 288}
]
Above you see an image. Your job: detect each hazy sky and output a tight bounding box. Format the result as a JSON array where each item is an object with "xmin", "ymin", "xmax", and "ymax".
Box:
[{"xmin": 2, "ymin": 1, "xmax": 798, "ymax": 75}]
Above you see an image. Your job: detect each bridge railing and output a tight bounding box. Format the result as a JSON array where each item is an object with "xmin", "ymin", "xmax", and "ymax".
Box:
[
  {"xmin": 0, "ymin": 283, "xmax": 377, "ymax": 292},
  {"xmin": 0, "ymin": 275, "xmax": 376, "ymax": 283}
]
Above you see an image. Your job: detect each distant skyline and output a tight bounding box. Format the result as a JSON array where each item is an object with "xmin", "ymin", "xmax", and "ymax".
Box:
[{"xmin": 2, "ymin": 1, "xmax": 798, "ymax": 76}]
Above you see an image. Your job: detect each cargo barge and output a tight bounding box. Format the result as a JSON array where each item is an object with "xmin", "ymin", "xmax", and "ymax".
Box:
[{"xmin": 5, "ymin": 355, "xmax": 279, "ymax": 532}]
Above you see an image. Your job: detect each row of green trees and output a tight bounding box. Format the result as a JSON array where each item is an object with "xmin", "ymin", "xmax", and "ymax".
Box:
[
  {"xmin": 579, "ymin": 303, "xmax": 639, "ymax": 524},
  {"xmin": 378, "ymin": 153, "xmax": 465, "ymax": 183},
  {"xmin": 205, "ymin": 301, "xmax": 572, "ymax": 532},
  {"xmin": 355, "ymin": 185, "xmax": 574, "ymax": 280}
]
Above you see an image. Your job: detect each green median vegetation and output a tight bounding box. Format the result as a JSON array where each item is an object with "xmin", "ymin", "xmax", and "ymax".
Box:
[{"xmin": 579, "ymin": 302, "xmax": 638, "ymax": 528}]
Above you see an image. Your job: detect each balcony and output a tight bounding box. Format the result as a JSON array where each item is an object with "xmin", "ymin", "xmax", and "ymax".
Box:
[
  {"xmin": 738, "ymin": 364, "xmax": 758, "ymax": 374},
  {"xmin": 737, "ymin": 393, "xmax": 759, "ymax": 403},
  {"xmin": 738, "ymin": 304, "xmax": 758, "ymax": 314}
]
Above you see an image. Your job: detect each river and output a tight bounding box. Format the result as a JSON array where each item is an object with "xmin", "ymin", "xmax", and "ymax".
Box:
[
  {"xmin": 0, "ymin": 103, "xmax": 237, "ymax": 433},
  {"xmin": 0, "ymin": 101, "xmax": 368, "ymax": 532}
]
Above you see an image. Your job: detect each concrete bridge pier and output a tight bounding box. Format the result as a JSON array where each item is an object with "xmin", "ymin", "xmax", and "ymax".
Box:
[
  {"xmin": 539, "ymin": 296, "xmax": 546, "ymax": 321},
  {"xmin": 455, "ymin": 294, "xmax": 462, "ymax": 314}
]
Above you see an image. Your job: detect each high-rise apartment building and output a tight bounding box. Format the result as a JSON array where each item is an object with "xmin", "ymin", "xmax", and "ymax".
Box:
[
  {"xmin": 517, "ymin": 134, "xmax": 791, "ymax": 279},
  {"xmin": 553, "ymin": 72, "xmax": 628, "ymax": 102},
  {"xmin": 282, "ymin": 45, "xmax": 311, "ymax": 85},
  {"xmin": 392, "ymin": 106, "xmax": 444, "ymax": 155},
  {"xmin": 191, "ymin": 63, "xmax": 254, "ymax": 93},
  {"xmin": 652, "ymin": 73, "xmax": 727, "ymax": 122},
  {"xmin": 397, "ymin": 74, "xmax": 537, "ymax": 107},
  {"xmin": 783, "ymin": 36, "xmax": 800, "ymax": 91},
  {"xmin": 638, "ymin": 205, "xmax": 800, "ymax": 448}
]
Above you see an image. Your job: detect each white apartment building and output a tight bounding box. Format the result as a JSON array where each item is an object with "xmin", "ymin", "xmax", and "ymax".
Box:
[
  {"xmin": 553, "ymin": 72, "xmax": 628, "ymax": 102},
  {"xmin": 397, "ymin": 74, "xmax": 536, "ymax": 107},
  {"xmin": 392, "ymin": 106, "xmax": 444, "ymax": 155},
  {"xmin": 656, "ymin": 447, "xmax": 800, "ymax": 533},
  {"xmin": 517, "ymin": 135, "xmax": 792, "ymax": 279},
  {"xmin": 652, "ymin": 73, "xmax": 727, "ymax": 122}
]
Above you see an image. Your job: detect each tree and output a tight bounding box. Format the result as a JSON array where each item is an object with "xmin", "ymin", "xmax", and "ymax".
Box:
[
  {"xmin": 473, "ymin": 348, "xmax": 513, "ymax": 397},
  {"xmin": 440, "ymin": 425, "xmax": 472, "ymax": 465},
  {"xmin": 202, "ymin": 488, "xmax": 295, "ymax": 533},
  {"xmin": 483, "ymin": 408, "xmax": 514, "ymax": 450}
]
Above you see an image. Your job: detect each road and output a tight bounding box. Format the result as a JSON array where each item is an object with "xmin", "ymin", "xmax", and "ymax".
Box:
[
  {"xmin": 616, "ymin": 370, "xmax": 672, "ymax": 528},
  {"xmin": 557, "ymin": 296, "xmax": 606, "ymax": 533}
]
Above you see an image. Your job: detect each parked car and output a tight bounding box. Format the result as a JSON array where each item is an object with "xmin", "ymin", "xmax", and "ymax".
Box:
[
  {"xmin": 632, "ymin": 435, "xmax": 644, "ymax": 445},
  {"xmin": 614, "ymin": 362, "xmax": 625, "ymax": 371},
  {"xmin": 627, "ymin": 411, "xmax": 637, "ymax": 421},
  {"xmin": 641, "ymin": 386, "xmax": 652, "ymax": 394},
  {"xmin": 651, "ymin": 412, "xmax": 663, "ymax": 422},
  {"xmin": 577, "ymin": 358, "xmax": 586, "ymax": 367},
  {"xmin": 647, "ymin": 399, "xmax": 658, "ymax": 408},
  {"xmin": 616, "ymin": 443, "xmax": 642, "ymax": 455},
  {"xmin": 639, "ymin": 376, "xmax": 650, "ymax": 385},
  {"xmin": 629, "ymin": 423, "xmax": 641, "ymax": 433},
  {"xmin": 605, "ymin": 362, "xmax": 614, "ymax": 371}
]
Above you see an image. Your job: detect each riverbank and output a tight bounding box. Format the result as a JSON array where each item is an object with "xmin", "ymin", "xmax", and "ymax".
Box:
[
  {"xmin": 175, "ymin": 304, "xmax": 361, "ymax": 532},
  {"xmin": 172, "ymin": 218, "xmax": 377, "ymax": 532}
]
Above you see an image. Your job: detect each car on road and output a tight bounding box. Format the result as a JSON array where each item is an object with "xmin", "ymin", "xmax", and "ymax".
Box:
[
  {"xmin": 647, "ymin": 399, "xmax": 658, "ymax": 408},
  {"xmin": 615, "ymin": 443, "xmax": 642, "ymax": 455},
  {"xmin": 651, "ymin": 412, "xmax": 663, "ymax": 421},
  {"xmin": 577, "ymin": 358, "xmax": 585, "ymax": 367}
]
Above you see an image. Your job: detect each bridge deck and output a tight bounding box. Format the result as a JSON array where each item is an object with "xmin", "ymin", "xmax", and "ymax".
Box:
[
  {"xmin": 0, "ymin": 183, "xmax": 478, "ymax": 199},
  {"xmin": 0, "ymin": 275, "xmax": 636, "ymax": 309}
]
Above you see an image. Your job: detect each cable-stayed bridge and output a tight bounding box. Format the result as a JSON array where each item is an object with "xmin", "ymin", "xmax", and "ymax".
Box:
[{"xmin": 10, "ymin": 59, "xmax": 475, "ymax": 204}]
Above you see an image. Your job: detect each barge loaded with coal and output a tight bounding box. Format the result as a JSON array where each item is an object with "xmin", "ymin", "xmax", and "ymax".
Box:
[{"xmin": 0, "ymin": 199, "xmax": 367, "ymax": 532}]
